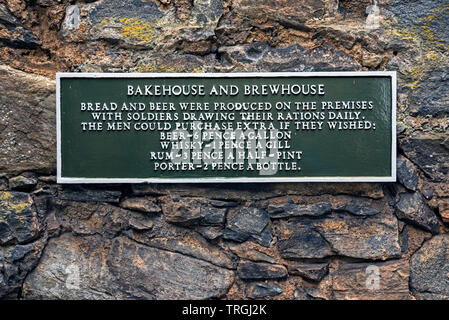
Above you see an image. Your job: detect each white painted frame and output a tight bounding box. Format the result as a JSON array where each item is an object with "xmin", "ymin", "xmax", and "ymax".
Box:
[{"xmin": 56, "ymin": 71, "xmax": 397, "ymax": 184}]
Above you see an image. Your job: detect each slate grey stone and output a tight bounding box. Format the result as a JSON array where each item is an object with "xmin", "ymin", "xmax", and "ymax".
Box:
[
  {"xmin": 396, "ymin": 192, "xmax": 439, "ymax": 234},
  {"xmin": 388, "ymin": 0, "xmax": 448, "ymax": 48},
  {"xmin": 237, "ymin": 261, "xmax": 287, "ymax": 280},
  {"xmin": 58, "ymin": 187, "xmax": 121, "ymax": 203},
  {"xmin": 0, "ymin": 192, "xmax": 38, "ymax": 245},
  {"xmin": 267, "ymin": 201, "xmax": 331, "ymax": 218},
  {"xmin": 397, "ymin": 155, "xmax": 419, "ymax": 191},
  {"xmin": 23, "ymin": 234, "xmax": 234, "ymax": 299},
  {"xmin": 223, "ymin": 207, "xmax": 270, "ymax": 242},
  {"xmin": 246, "ymin": 282, "xmax": 283, "ymax": 299},
  {"xmin": 161, "ymin": 197, "xmax": 227, "ymax": 227},
  {"xmin": 277, "ymin": 211, "xmax": 401, "ymax": 260},
  {"xmin": 400, "ymin": 133, "xmax": 449, "ymax": 183},
  {"xmin": 335, "ymin": 202, "xmax": 380, "ymax": 216},
  {"xmin": 277, "ymin": 224, "xmax": 333, "ymax": 259},
  {"xmin": 209, "ymin": 200, "xmax": 239, "ymax": 208},
  {"xmin": 410, "ymin": 235, "xmax": 449, "ymax": 299},
  {"xmin": 287, "ymin": 263, "xmax": 329, "ymax": 282}
]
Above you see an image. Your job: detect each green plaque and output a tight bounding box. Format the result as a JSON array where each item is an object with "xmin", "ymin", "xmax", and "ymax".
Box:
[{"xmin": 57, "ymin": 72, "xmax": 396, "ymax": 183}]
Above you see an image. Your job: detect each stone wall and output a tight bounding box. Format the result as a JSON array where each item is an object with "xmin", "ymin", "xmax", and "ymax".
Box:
[{"xmin": 0, "ymin": 0, "xmax": 448, "ymax": 300}]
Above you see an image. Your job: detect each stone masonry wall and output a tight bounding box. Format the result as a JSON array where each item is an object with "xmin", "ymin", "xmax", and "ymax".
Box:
[{"xmin": 0, "ymin": 0, "xmax": 448, "ymax": 299}]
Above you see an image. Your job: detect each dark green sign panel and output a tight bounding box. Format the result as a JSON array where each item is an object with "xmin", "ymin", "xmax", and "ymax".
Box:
[{"xmin": 57, "ymin": 72, "xmax": 396, "ymax": 183}]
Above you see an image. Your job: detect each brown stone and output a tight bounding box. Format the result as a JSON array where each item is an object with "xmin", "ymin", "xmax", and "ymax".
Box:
[
  {"xmin": 276, "ymin": 210, "xmax": 401, "ymax": 260},
  {"xmin": 0, "ymin": 65, "xmax": 55, "ymax": 175},
  {"xmin": 132, "ymin": 182, "xmax": 384, "ymax": 200},
  {"xmin": 128, "ymin": 219, "xmax": 237, "ymax": 269},
  {"xmin": 233, "ymin": 0, "xmax": 326, "ymax": 27},
  {"xmin": 227, "ymin": 242, "xmax": 277, "ymax": 264},
  {"xmin": 161, "ymin": 196, "xmax": 227, "ymax": 227},
  {"xmin": 438, "ymin": 199, "xmax": 449, "ymax": 224},
  {"xmin": 332, "ymin": 260, "xmax": 411, "ymax": 300},
  {"xmin": 119, "ymin": 197, "xmax": 161, "ymax": 214},
  {"xmin": 400, "ymin": 225, "xmax": 432, "ymax": 258},
  {"xmin": 23, "ymin": 234, "xmax": 235, "ymax": 299}
]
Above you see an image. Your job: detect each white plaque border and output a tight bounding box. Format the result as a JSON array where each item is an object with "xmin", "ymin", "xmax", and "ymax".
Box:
[{"xmin": 56, "ymin": 71, "xmax": 397, "ymax": 184}]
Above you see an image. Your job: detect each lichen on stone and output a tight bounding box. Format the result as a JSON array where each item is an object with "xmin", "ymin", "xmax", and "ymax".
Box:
[{"xmin": 100, "ymin": 16, "xmax": 162, "ymax": 43}]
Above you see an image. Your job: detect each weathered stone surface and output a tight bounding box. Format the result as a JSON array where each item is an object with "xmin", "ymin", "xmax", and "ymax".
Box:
[
  {"xmin": 400, "ymin": 225, "xmax": 432, "ymax": 257},
  {"xmin": 193, "ymin": 226, "xmax": 222, "ymax": 241},
  {"xmin": 249, "ymin": 225, "xmax": 273, "ymax": 248},
  {"xmin": 128, "ymin": 219, "xmax": 237, "ymax": 269},
  {"xmin": 334, "ymin": 201, "xmax": 380, "ymax": 216},
  {"xmin": 62, "ymin": 0, "xmax": 223, "ymax": 50},
  {"xmin": 400, "ymin": 133, "xmax": 449, "ymax": 183},
  {"xmin": 209, "ymin": 200, "xmax": 239, "ymax": 208},
  {"xmin": 410, "ymin": 235, "xmax": 449, "ymax": 299},
  {"xmin": 438, "ymin": 199, "xmax": 449, "ymax": 224},
  {"xmin": 277, "ymin": 222, "xmax": 333, "ymax": 259},
  {"xmin": 131, "ymin": 183, "xmax": 278, "ymax": 200},
  {"xmin": 58, "ymin": 187, "xmax": 121, "ymax": 203},
  {"xmin": 277, "ymin": 211, "xmax": 401, "ymax": 260},
  {"xmin": 0, "ymin": 65, "xmax": 55, "ymax": 175},
  {"xmin": 294, "ymin": 272, "xmax": 334, "ymax": 300},
  {"xmin": 108, "ymin": 236, "xmax": 235, "ymax": 299},
  {"xmin": 0, "ymin": 239, "xmax": 46, "ymax": 298},
  {"xmin": 55, "ymin": 199, "xmax": 237, "ymax": 269},
  {"xmin": 23, "ymin": 234, "xmax": 234, "ymax": 299},
  {"xmin": 119, "ymin": 197, "xmax": 160, "ymax": 214},
  {"xmin": 23, "ymin": 234, "xmax": 117, "ymax": 299},
  {"xmin": 131, "ymin": 182, "xmax": 384, "ymax": 200},
  {"xmin": 233, "ymin": 0, "xmax": 326, "ymax": 27},
  {"xmin": 294, "ymin": 287, "xmax": 313, "ymax": 300},
  {"xmin": 56, "ymin": 201, "xmax": 149, "ymax": 237},
  {"xmin": 386, "ymin": 0, "xmax": 449, "ymax": 116},
  {"xmin": 223, "ymin": 207, "xmax": 270, "ymax": 243},
  {"xmin": 8, "ymin": 174, "xmax": 37, "ymax": 191},
  {"xmin": 128, "ymin": 212, "xmax": 154, "ymax": 231},
  {"xmin": 395, "ymin": 192, "xmax": 440, "ymax": 234},
  {"xmin": 388, "ymin": 0, "xmax": 448, "ymax": 49},
  {"xmin": 0, "ymin": 178, "xmax": 7, "ymax": 191},
  {"xmin": 266, "ymin": 201, "xmax": 331, "ymax": 219},
  {"xmin": 397, "ymin": 155, "xmax": 419, "ymax": 191},
  {"xmin": 38, "ymin": 175, "xmax": 56, "ymax": 183},
  {"xmin": 161, "ymin": 197, "xmax": 226, "ymax": 227},
  {"xmin": 0, "ymin": 4, "xmax": 40, "ymax": 48},
  {"xmin": 332, "ymin": 260, "xmax": 411, "ymax": 300},
  {"xmin": 0, "ymin": 192, "xmax": 38, "ymax": 245},
  {"xmin": 145, "ymin": 233, "xmax": 236, "ymax": 269},
  {"xmin": 331, "ymin": 196, "xmax": 383, "ymax": 216},
  {"xmin": 227, "ymin": 242, "xmax": 276, "ymax": 264},
  {"xmin": 288, "ymin": 263, "xmax": 329, "ymax": 282},
  {"xmin": 237, "ymin": 261, "xmax": 287, "ymax": 280},
  {"xmin": 246, "ymin": 282, "xmax": 283, "ymax": 299},
  {"xmin": 220, "ymin": 42, "xmax": 361, "ymax": 72},
  {"xmin": 261, "ymin": 195, "xmax": 383, "ymax": 219},
  {"xmin": 407, "ymin": 67, "xmax": 449, "ymax": 116}
]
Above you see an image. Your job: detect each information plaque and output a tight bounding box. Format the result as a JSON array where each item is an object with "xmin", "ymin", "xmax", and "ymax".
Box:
[{"xmin": 57, "ymin": 72, "xmax": 396, "ymax": 183}]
